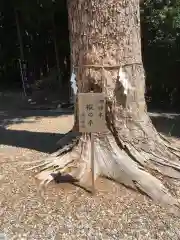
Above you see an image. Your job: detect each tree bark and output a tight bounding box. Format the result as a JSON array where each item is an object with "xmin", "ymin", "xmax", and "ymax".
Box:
[{"xmin": 34, "ymin": 0, "xmax": 180, "ymax": 214}]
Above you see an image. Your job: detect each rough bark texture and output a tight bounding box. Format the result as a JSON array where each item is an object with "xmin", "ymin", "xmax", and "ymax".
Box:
[{"xmin": 35, "ymin": 0, "xmax": 180, "ymax": 214}]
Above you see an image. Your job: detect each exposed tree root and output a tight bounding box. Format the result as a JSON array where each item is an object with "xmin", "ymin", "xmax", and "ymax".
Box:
[
  {"xmin": 32, "ymin": 122, "xmax": 180, "ymax": 216},
  {"xmin": 29, "ymin": 91, "xmax": 180, "ymax": 215},
  {"xmin": 26, "ymin": 95, "xmax": 180, "ymax": 215}
]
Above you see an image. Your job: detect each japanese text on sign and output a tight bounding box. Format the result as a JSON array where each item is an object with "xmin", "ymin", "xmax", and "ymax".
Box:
[{"xmin": 78, "ymin": 93, "xmax": 106, "ymax": 133}]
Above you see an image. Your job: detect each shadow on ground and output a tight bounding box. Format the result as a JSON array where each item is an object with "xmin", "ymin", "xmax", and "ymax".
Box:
[
  {"xmin": 0, "ymin": 127, "xmax": 63, "ymax": 153},
  {"xmin": 149, "ymin": 112, "xmax": 180, "ymax": 138},
  {"xmin": 0, "ymin": 98, "xmax": 180, "ymax": 154},
  {"xmin": 0, "ymin": 109, "xmax": 73, "ymax": 127},
  {"xmin": 0, "ymin": 91, "xmax": 74, "ymax": 153},
  {"xmin": 0, "ymin": 109, "xmax": 73, "ymax": 153}
]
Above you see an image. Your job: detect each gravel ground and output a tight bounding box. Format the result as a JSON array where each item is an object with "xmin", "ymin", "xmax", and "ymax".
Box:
[{"xmin": 0, "ymin": 110, "xmax": 180, "ymax": 240}]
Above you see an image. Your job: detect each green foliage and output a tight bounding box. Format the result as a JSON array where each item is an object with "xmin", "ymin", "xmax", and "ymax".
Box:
[
  {"xmin": 142, "ymin": 0, "xmax": 180, "ymax": 45},
  {"xmin": 141, "ymin": 0, "xmax": 180, "ymax": 110}
]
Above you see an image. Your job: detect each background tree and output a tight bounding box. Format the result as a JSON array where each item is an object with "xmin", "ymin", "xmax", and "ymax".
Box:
[
  {"xmin": 35, "ymin": 0, "xmax": 180, "ymax": 214},
  {"xmin": 0, "ymin": 0, "xmax": 70, "ymax": 91},
  {"xmin": 142, "ymin": 0, "xmax": 180, "ymax": 110}
]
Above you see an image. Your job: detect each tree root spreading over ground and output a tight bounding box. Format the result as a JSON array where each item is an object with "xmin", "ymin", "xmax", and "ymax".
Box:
[{"xmin": 29, "ymin": 114, "xmax": 180, "ymax": 216}]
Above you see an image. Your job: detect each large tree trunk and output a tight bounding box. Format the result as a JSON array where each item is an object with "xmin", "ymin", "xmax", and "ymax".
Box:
[{"xmin": 34, "ymin": 0, "xmax": 180, "ymax": 214}]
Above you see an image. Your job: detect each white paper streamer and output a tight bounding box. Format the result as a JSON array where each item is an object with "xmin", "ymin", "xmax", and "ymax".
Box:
[
  {"xmin": 70, "ymin": 70, "xmax": 77, "ymax": 96},
  {"xmin": 118, "ymin": 67, "xmax": 133, "ymax": 95}
]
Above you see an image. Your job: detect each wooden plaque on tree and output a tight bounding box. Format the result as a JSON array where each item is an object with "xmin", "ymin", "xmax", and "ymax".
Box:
[{"xmin": 78, "ymin": 93, "xmax": 106, "ymax": 133}]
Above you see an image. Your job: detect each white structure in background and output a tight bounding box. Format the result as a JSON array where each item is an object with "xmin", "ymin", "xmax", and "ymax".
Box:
[{"xmin": 18, "ymin": 59, "xmax": 27, "ymax": 97}]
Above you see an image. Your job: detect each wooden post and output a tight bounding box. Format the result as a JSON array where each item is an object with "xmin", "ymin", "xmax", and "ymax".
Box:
[
  {"xmin": 78, "ymin": 92, "xmax": 106, "ymax": 195},
  {"xmin": 90, "ymin": 133, "xmax": 95, "ymax": 194}
]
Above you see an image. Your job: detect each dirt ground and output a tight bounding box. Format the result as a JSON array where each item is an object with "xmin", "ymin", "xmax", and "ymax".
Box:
[{"xmin": 0, "ymin": 107, "xmax": 180, "ymax": 239}]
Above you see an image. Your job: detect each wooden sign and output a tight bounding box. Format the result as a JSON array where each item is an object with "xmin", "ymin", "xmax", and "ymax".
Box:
[{"xmin": 78, "ymin": 93, "xmax": 106, "ymax": 133}]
